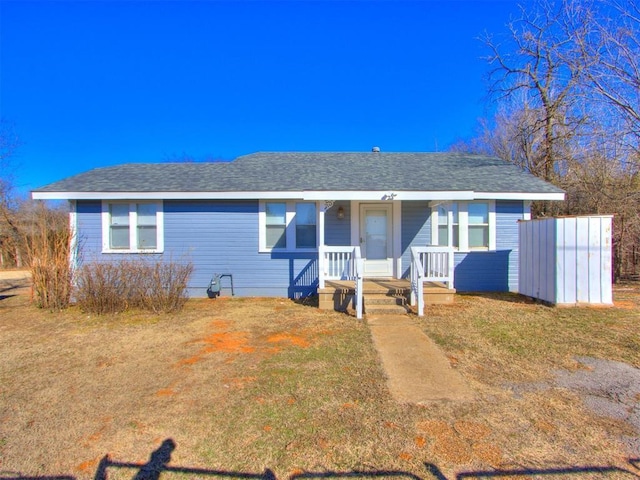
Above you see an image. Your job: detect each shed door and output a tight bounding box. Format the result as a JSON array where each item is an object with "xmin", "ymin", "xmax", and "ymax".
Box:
[{"xmin": 360, "ymin": 204, "xmax": 393, "ymax": 277}]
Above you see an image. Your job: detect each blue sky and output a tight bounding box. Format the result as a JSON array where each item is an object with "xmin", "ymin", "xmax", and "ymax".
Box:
[{"xmin": 1, "ymin": 0, "xmax": 524, "ymax": 194}]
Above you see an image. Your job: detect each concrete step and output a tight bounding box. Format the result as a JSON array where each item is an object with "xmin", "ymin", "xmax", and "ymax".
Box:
[
  {"xmin": 365, "ymin": 295, "xmax": 407, "ymax": 306},
  {"xmin": 365, "ymin": 303, "xmax": 411, "ymax": 315},
  {"xmin": 364, "ymin": 292, "xmax": 410, "ymax": 315}
]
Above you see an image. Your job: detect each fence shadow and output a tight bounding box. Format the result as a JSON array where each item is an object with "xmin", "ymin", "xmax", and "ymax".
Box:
[
  {"xmin": 289, "ymin": 471, "xmax": 422, "ymax": 479},
  {"xmin": 93, "ymin": 438, "xmax": 276, "ymax": 480},
  {"xmin": 3, "ymin": 449, "xmax": 638, "ymax": 480},
  {"xmin": 0, "ymin": 280, "xmax": 30, "ymax": 301},
  {"xmin": 0, "ymin": 475, "xmax": 75, "ymax": 480},
  {"xmin": 426, "ymin": 458, "xmax": 640, "ymax": 479}
]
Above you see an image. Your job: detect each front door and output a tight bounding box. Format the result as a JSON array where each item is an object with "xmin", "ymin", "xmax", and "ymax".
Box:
[{"xmin": 360, "ymin": 204, "xmax": 393, "ymax": 277}]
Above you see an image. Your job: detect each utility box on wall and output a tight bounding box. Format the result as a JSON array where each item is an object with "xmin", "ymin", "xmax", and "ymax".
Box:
[{"xmin": 519, "ymin": 216, "xmax": 613, "ymax": 306}]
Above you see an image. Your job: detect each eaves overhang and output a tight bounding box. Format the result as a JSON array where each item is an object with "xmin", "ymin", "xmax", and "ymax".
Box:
[{"xmin": 31, "ymin": 190, "xmax": 565, "ymax": 201}]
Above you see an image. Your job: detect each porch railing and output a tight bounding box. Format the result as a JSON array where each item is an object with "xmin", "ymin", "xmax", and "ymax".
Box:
[
  {"xmin": 319, "ymin": 245, "xmax": 364, "ymax": 320},
  {"xmin": 353, "ymin": 248, "xmax": 364, "ymax": 320},
  {"xmin": 410, "ymin": 246, "xmax": 455, "ymax": 317}
]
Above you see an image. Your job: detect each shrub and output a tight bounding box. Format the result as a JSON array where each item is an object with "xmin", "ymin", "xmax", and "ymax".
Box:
[
  {"xmin": 75, "ymin": 258, "xmax": 193, "ymax": 315},
  {"xmin": 23, "ymin": 204, "xmax": 74, "ymax": 311},
  {"xmin": 74, "ymin": 262, "xmax": 129, "ymax": 314}
]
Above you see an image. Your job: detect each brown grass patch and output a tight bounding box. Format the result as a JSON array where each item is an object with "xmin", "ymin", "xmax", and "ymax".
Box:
[
  {"xmin": 267, "ymin": 332, "xmax": 311, "ymax": 348},
  {"xmin": 453, "ymin": 420, "xmax": 491, "ymax": 441},
  {"xmin": 75, "ymin": 456, "xmax": 101, "ymax": 474},
  {"xmin": 614, "ymin": 300, "xmax": 637, "ymax": 309},
  {"xmin": 1, "ymin": 284, "xmax": 639, "ymax": 479}
]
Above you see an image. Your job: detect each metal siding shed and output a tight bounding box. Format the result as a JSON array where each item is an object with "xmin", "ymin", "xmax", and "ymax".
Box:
[{"xmin": 518, "ymin": 216, "xmax": 613, "ymax": 306}]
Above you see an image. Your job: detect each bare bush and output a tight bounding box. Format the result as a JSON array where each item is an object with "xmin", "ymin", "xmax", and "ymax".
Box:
[
  {"xmin": 131, "ymin": 260, "xmax": 194, "ymax": 313},
  {"xmin": 75, "ymin": 258, "xmax": 193, "ymax": 315},
  {"xmin": 22, "ymin": 203, "xmax": 73, "ymax": 311},
  {"xmin": 74, "ymin": 262, "xmax": 129, "ymax": 314}
]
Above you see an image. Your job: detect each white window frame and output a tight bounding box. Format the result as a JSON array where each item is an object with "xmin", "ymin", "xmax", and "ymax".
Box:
[
  {"xmin": 430, "ymin": 200, "xmax": 496, "ymax": 252},
  {"xmin": 102, "ymin": 200, "xmax": 164, "ymax": 253},
  {"xmin": 259, "ymin": 200, "xmax": 319, "ymax": 253}
]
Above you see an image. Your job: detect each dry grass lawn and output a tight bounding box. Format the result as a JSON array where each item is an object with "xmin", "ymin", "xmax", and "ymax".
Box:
[{"xmin": 1, "ymin": 274, "xmax": 639, "ymax": 480}]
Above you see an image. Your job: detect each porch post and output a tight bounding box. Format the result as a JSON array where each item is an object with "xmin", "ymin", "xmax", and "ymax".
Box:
[{"xmin": 318, "ymin": 201, "xmax": 326, "ymax": 289}]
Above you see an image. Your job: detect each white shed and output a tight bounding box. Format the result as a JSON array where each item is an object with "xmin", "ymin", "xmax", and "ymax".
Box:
[{"xmin": 518, "ymin": 216, "xmax": 613, "ymax": 306}]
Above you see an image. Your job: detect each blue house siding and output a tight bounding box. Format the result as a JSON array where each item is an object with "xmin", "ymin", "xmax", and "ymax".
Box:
[
  {"xmin": 164, "ymin": 200, "xmax": 319, "ymax": 298},
  {"xmin": 76, "ymin": 200, "xmax": 319, "ymax": 298},
  {"xmin": 76, "ymin": 200, "xmax": 103, "ymax": 259},
  {"xmin": 75, "ymin": 199, "xmax": 525, "ymax": 298},
  {"xmin": 400, "ymin": 201, "xmax": 431, "ymax": 279},
  {"xmin": 324, "ymin": 202, "xmax": 351, "ymax": 246},
  {"xmin": 453, "ymin": 200, "xmax": 523, "ymax": 292},
  {"xmin": 496, "ymin": 200, "xmax": 523, "ymax": 292},
  {"xmin": 396, "ymin": 200, "xmax": 524, "ymax": 292}
]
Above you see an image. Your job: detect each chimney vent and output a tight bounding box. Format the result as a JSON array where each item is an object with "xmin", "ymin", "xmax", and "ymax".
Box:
[{"xmin": 372, "ymin": 146, "xmax": 381, "ymax": 153}]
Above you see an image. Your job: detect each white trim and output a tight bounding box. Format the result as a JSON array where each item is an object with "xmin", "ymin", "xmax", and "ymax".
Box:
[
  {"xmin": 487, "ymin": 202, "xmax": 497, "ymax": 251},
  {"xmin": 473, "ymin": 192, "xmax": 564, "ymax": 201},
  {"xmin": 350, "ymin": 200, "xmax": 359, "ymax": 246},
  {"xmin": 68, "ymin": 200, "xmax": 78, "ymax": 273},
  {"xmin": 303, "ymin": 191, "xmax": 476, "ymax": 201},
  {"xmin": 393, "ymin": 201, "xmax": 402, "ymax": 277},
  {"xmin": 352, "ymin": 201, "xmax": 402, "ymax": 278},
  {"xmin": 101, "ymin": 200, "xmax": 164, "ymax": 254},
  {"xmin": 431, "ymin": 200, "xmax": 496, "ymax": 252},
  {"xmin": 523, "ymin": 200, "xmax": 532, "ymax": 221},
  {"xmin": 458, "ymin": 205, "xmax": 469, "ymax": 251},
  {"xmin": 318, "ymin": 201, "xmax": 325, "ymax": 248},
  {"xmin": 32, "ymin": 189, "xmax": 564, "ymax": 201},
  {"xmin": 360, "ymin": 203, "xmax": 394, "ymax": 277},
  {"xmin": 258, "ymin": 200, "xmax": 319, "ymax": 253}
]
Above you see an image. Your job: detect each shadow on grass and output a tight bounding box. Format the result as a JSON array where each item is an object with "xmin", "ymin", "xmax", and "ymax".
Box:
[
  {"xmin": 291, "ymin": 294, "xmax": 319, "ymax": 308},
  {"xmin": 289, "ymin": 471, "xmax": 423, "ymax": 479},
  {"xmin": 93, "ymin": 438, "xmax": 276, "ymax": 480},
  {"xmin": 0, "ymin": 281, "xmax": 29, "ymax": 301},
  {"xmin": 426, "ymin": 460, "xmax": 640, "ymax": 479},
  {"xmin": 455, "ymin": 291, "xmax": 544, "ymax": 305},
  {"xmin": 0, "ymin": 476, "xmax": 75, "ymax": 480},
  {"xmin": 2, "ymin": 447, "xmax": 638, "ymax": 480}
]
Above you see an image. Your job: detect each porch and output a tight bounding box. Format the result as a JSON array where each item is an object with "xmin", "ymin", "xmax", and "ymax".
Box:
[
  {"xmin": 318, "ymin": 278, "xmax": 455, "ymax": 315},
  {"xmin": 318, "ymin": 245, "xmax": 456, "ymax": 318}
]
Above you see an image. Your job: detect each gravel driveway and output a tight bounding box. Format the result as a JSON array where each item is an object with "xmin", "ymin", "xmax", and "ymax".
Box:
[{"xmin": 555, "ymin": 356, "xmax": 640, "ymax": 455}]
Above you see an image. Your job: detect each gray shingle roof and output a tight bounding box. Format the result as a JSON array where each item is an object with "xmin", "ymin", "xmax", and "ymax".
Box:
[{"xmin": 33, "ymin": 152, "xmax": 564, "ymax": 195}]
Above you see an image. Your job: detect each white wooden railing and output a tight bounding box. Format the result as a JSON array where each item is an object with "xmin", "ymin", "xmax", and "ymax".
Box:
[
  {"xmin": 353, "ymin": 247, "xmax": 364, "ymax": 320},
  {"xmin": 410, "ymin": 247, "xmax": 426, "ymax": 317},
  {"xmin": 319, "ymin": 245, "xmax": 364, "ymax": 320},
  {"xmin": 319, "ymin": 246, "xmax": 355, "ymax": 286},
  {"xmin": 410, "ymin": 246, "xmax": 455, "ymax": 317}
]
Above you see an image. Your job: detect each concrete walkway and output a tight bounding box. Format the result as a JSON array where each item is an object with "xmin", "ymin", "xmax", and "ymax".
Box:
[{"xmin": 367, "ymin": 314, "xmax": 474, "ymax": 404}]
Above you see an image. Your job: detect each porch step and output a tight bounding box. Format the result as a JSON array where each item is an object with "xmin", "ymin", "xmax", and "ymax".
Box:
[
  {"xmin": 364, "ymin": 293, "xmax": 410, "ymax": 315},
  {"xmin": 318, "ymin": 279, "xmax": 455, "ymax": 314},
  {"xmin": 366, "ymin": 296, "xmax": 407, "ymax": 305}
]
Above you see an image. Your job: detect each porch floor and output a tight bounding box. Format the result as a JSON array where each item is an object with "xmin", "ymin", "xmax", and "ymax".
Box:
[{"xmin": 318, "ymin": 279, "xmax": 455, "ymax": 314}]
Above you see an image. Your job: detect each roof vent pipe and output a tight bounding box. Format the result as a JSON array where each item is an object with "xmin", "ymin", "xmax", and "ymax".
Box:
[{"xmin": 372, "ymin": 146, "xmax": 380, "ymax": 152}]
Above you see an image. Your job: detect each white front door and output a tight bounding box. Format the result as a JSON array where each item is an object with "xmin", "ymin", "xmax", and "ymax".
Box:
[{"xmin": 360, "ymin": 204, "xmax": 393, "ymax": 277}]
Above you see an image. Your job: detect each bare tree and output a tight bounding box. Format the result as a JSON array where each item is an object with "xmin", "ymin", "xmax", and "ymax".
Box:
[
  {"xmin": 482, "ymin": 0, "xmax": 595, "ymax": 182},
  {"xmin": 0, "ymin": 120, "xmax": 23, "ymax": 267},
  {"xmin": 576, "ymin": 0, "xmax": 640, "ymax": 149},
  {"xmin": 456, "ymin": 0, "xmax": 640, "ymax": 278}
]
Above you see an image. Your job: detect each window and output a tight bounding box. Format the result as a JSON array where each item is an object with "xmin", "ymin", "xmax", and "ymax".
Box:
[
  {"xmin": 265, "ymin": 202, "xmax": 286, "ymax": 249},
  {"xmin": 102, "ymin": 201, "xmax": 164, "ymax": 253},
  {"xmin": 437, "ymin": 204, "xmax": 458, "ymax": 249},
  {"xmin": 431, "ymin": 201, "xmax": 495, "ymax": 251},
  {"xmin": 259, "ymin": 201, "xmax": 318, "ymax": 252},
  {"xmin": 136, "ymin": 203, "xmax": 158, "ymax": 249},
  {"xmin": 295, "ymin": 203, "xmax": 317, "ymax": 248},
  {"xmin": 109, "ymin": 203, "xmax": 130, "ymax": 249},
  {"xmin": 468, "ymin": 202, "xmax": 489, "ymax": 249}
]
